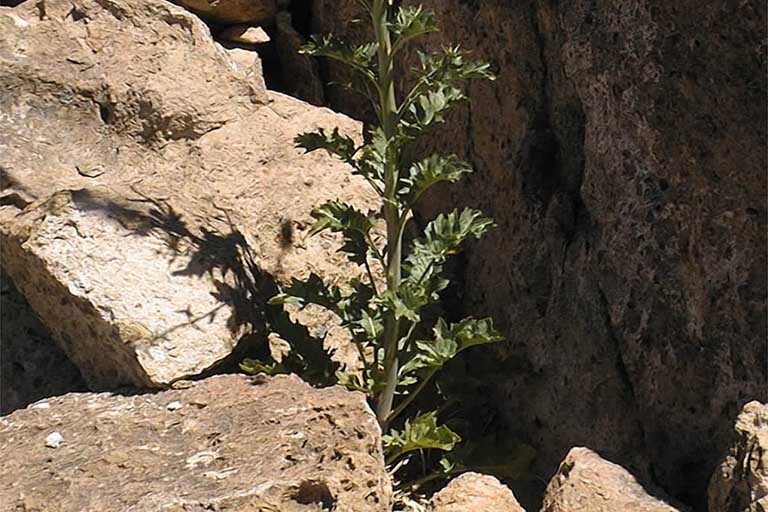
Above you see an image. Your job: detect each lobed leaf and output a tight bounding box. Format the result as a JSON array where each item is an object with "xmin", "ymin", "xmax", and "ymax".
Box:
[
  {"xmin": 390, "ymin": 6, "xmax": 439, "ymax": 54},
  {"xmin": 403, "ymin": 208, "xmax": 494, "ymax": 302},
  {"xmin": 383, "ymin": 411, "xmax": 461, "ymax": 461},
  {"xmin": 301, "ymin": 35, "xmax": 378, "ymax": 84},
  {"xmin": 398, "ymin": 154, "xmax": 472, "ymax": 204},
  {"xmin": 309, "ymin": 200, "xmax": 381, "ymax": 265},
  {"xmin": 400, "ymin": 317, "xmax": 502, "ymax": 376},
  {"xmin": 400, "ymin": 46, "xmax": 495, "ymax": 136}
]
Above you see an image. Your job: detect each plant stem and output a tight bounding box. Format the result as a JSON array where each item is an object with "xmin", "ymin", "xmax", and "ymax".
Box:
[
  {"xmin": 371, "ymin": 0, "xmax": 402, "ymax": 429},
  {"xmin": 386, "ymin": 367, "xmax": 437, "ymax": 424}
]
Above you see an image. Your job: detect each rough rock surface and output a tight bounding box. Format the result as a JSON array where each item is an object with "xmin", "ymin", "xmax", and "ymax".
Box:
[
  {"xmin": 307, "ymin": 1, "xmax": 768, "ymax": 507},
  {"xmin": 431, "ymin": 472, "xmax": 526, "ymax": 512},
  {"xmin": 174, "ymin": 0, "xmax": 277, "ymax": 25},
  {"xmin": 0, "ymin": 374, "xmax": 392, "ymax": 511},
  {"xmin": 0, "ymin": 0, "xmax": 378, "ymax": 388},
  {"xmin": 708, "ymin": 401, "xmax": 768, "ymax": 512},
  {"xmin": 541, "ymin": 447, "xmax": 681, "ymax": 512},
  {"xmin": 0, "ymin": 272, "xmax": 86, "ymax": 415}
]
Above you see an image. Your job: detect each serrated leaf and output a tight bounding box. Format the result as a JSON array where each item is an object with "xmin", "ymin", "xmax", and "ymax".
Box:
[
  {"xmin": 308, "ymin": 200, "xmax": 380, "ymax": 265},
  {"xmin": 402, "ymin": 208, "xmax": 494, "ymax": 309},
  {"xmin": 301, "ymin": 34, "xmax": 378, "ymax": 83},
  {"xmin": 383, "ymin": 411, "xmax": 461, "ymax": 462},
  {"xmin": 336, "ymin": 370, "xmax": 374, "ymax": 393},
  {"xmin": 400, "ymin": 46, "xmax": 495, "ymax": 136},
  {"xmin": 391, "ymin": 6, "xmax": 439, "ymax": 54},
  {"xmin": 398, "ymin": 154, "xmax": 472, "ymax": 203},
  {"xmin": 377, "ymin": 289, "xmax": 422, "ymax": 322},
  {"xmin": 400, "ymin": 317, "xmax": 502, "ymax": 377}
]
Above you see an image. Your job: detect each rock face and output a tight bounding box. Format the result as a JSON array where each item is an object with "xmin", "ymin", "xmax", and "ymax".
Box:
[
  {"xmin": 306, "ymin": 1, "xmax": 768, "ymax": 507},
  {"xmin": 431, "ymin": 472, "xmax": 526, "ymax": 512},
  {"xmin": 0, "ymin": 374, "xmax": 392, "ymax": 511},
  {"xmin": 0, "ymin": 0, "xmax": 378, "ymax": 388},
  {"xmin": 541, "ymin": 447, "xmax": 681, "ymax": 512},
  {"xmin": 174, "ymin": 0, "xmax": 277, "ymax": 25},
  {"xmin": 0, "ymin": 272, "xmax": 87, "ymax": 415},
  {"xmin": 708, "ymin": 401, "xmax": 768, "ymax": 512}
]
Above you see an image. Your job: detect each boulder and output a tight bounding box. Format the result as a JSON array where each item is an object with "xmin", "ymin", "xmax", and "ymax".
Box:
[
  {"xmin": 0, "ymin": 374, "xmax": 392, "ymax": 511},
  {"xmin": 431, "ymin": 472, "xmax": 526, "ymax": 512},
  {"xmin": 0, "ymin": 0, "xmax": 378, "ymax": 388},
  {"xmin": 708, "ymin": 401, "xmax": 768, "ymax": 512},
  {"xmin": 0, "ymin": 272, "xmax": 86, "ymax": 415},
  {"xmin": 174, "ymin": 0, "xmax": 277, "ymax": 25},
  {"xmin": 540, "ymin": 447, "xmax": 681, "ymax": 512}
]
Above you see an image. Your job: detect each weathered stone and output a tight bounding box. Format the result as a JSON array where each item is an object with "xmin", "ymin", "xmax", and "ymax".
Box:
[
  {"xmin": 219, "ymin": 24, "xmax": 271, "ymax": 45},
  {"xmin": 0, "ymin": 0, "xmax": 378, "ymax": 388},
  {"xmin": 708, "ymin": 401, "xmax": 768, "ymax": 512},
  {"xmin": 432, "ymin": 472, "xmax": 526, "ymax": 512},
  {"xmin": 541, "ymin": 447, "xmax": 681, "ymax": 512},
  {"xmin": 0, "ymin": 374, "xmax": 392, "ymax": 511},
  {"xmin": 309, "ymin": 1, "xmax": 768, "ymax": 507},
  {"xmin": 0, "ymin": 272, "xmax": 87, "ymax": 415},
  {"xmin": 224, "ymin": 46, "xmax": 262, "ymax": 74},
  {"xmin": 174, "ymin": 0, "xmax": 276, "ymax": 25}
]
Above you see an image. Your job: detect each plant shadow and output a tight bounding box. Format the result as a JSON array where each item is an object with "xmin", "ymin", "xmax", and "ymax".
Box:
[{"xmin": 69, "ymin": 188, "xmax": 338, "ymax": 386}]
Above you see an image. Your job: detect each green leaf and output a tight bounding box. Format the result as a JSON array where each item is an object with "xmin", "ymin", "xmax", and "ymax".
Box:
[
  {"xmin": 400, "ymin": 46, "xmax": 495, "ymax": 135},
  {"xmin": 377, "ymin": 289, "xmax": 422, "ymax": 323},
  {"xmin": 399, "ymin": 154, "xmax": 472, "ymax": 203},
  {"xmin": 390, "ymin": 6, "xmax": 439, "ymax": 54},
  {"xmin": 308, "ymin": 200, "xmax": 380, "ymax": 265},
  {"xmin": 348, "ymin": 308, "xmax": 384, "ymax": 343},
  {"xmin": 336, "ymin": 370, "xmax": 374, "ymax": 393},
  {"xmin": 301, "ymin": 35, "xmax": 378, "ymax": 84},
  {"xmin": 403, "ymin": 208, "xmax": 494, "ymax": 301},
  {"xmin": 240, "ymin": 358, "xmax": 283, "ymax": 376},
  {"xmin": 400, "ymin": 317, "xmax": 502, "ymax": 376},
  {"xmin": 383, "ymin": 411, "xmax": 461, "ymax": 462}
]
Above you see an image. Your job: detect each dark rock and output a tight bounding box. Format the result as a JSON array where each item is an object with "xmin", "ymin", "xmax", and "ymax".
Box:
[{"xmin": 307, "ymin": 1, "xmax": 767, "ymax": 508}]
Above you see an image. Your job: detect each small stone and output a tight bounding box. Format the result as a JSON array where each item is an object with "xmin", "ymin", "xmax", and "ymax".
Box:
[
  {"xmin": 31, "ymin": 402, "xmax": 51, "ymax": 410},
  {"xmin": 166, "ymin": 401, "xmax": 183, "ymax": 411},
  {"xmin": 219, "ymin": 25, "xmax": 270, "ymax": 46},
  {"xmin": 45, "ymin": 432, "xmax": 64, "ymax": 448}
]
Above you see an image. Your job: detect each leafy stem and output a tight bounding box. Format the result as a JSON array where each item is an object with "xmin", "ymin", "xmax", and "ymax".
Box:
[{"xmin": 246, "ymin": 0, "xmax": 503, "ymax": 486}]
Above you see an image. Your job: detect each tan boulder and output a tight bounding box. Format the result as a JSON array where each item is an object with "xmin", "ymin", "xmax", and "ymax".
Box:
[
  {"xmin": 431, "ymin": 472, "xmax": 526, "ymax": 512},
  {"xmin": 174, "ymin": 0, "xmax": 277, "ymax": 25},
  {"xmin": 708, "ymin": 401, "xmax": 768, "ymax": 512},
  {"xmin": 0, "ymin": 0, "xmax": 378, "ymax": 388},
  {"xmin": 541, "ymin": 448, "xmax": 681, "ymax": 512},
  {"xmin": 0, "ymin": 374, "xmax": 392, "ymax": 511}
]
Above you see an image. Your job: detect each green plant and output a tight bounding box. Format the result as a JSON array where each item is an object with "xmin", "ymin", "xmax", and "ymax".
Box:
[{"xmin": 242, "ymin": 0, "xmax": 501, "ymax": 479}]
